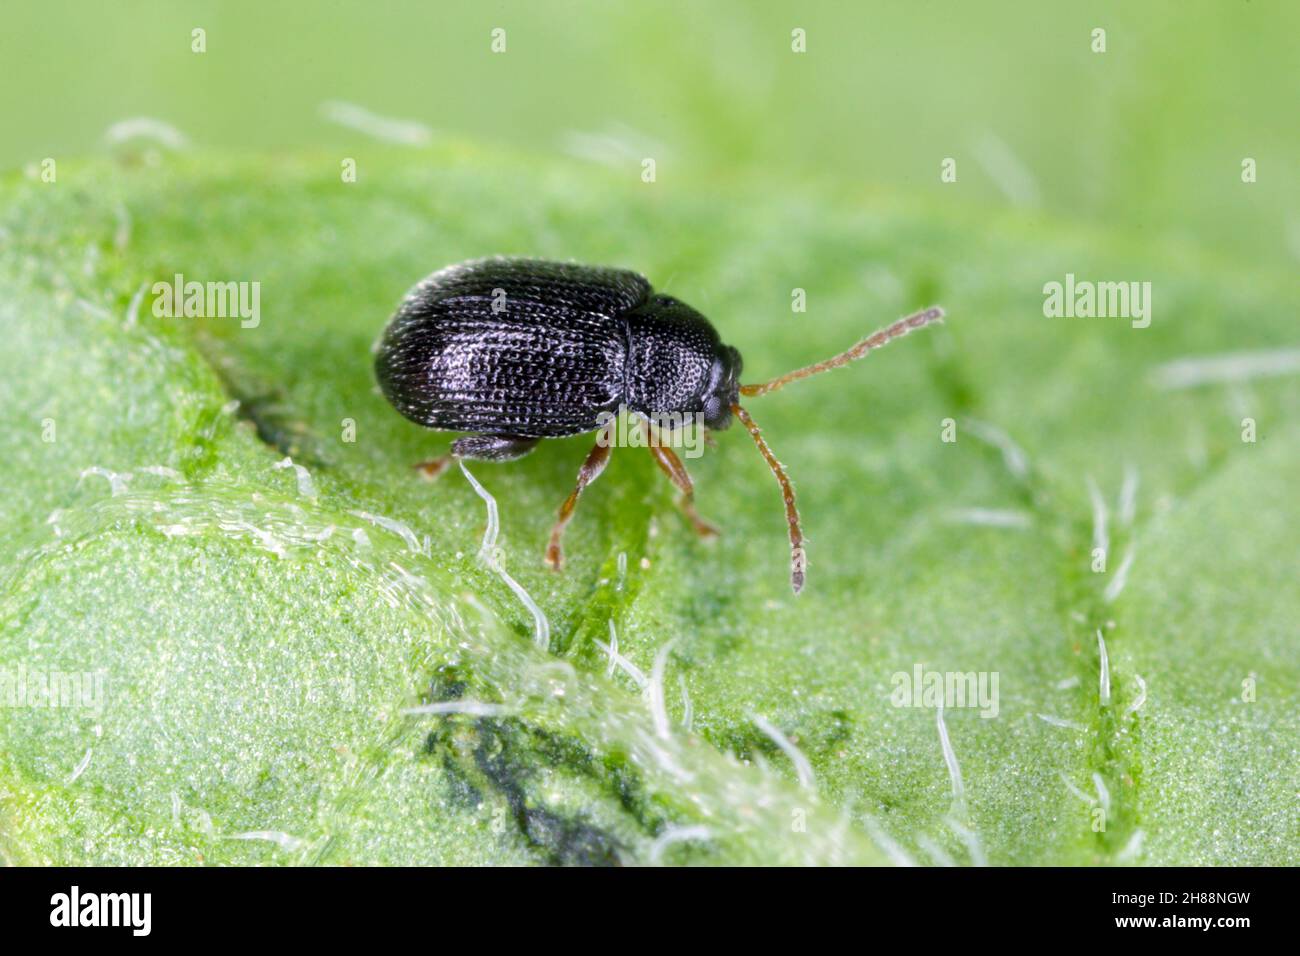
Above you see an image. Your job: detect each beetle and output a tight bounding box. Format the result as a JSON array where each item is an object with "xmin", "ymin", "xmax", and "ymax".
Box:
[{"xmin": 374, "ymin": 257, "xmax": 943, "ymax": 593}]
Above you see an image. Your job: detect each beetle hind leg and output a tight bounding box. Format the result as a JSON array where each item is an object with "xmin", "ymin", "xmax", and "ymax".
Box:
[
  {"xmin": 414, "ymin": 434, "xmax": 540, "ymax": 480},
  {"xmin": 641, "ymin": 419, "xmax": 720, "ymax": 539},
  {"xmin": 413, "ymin": 457, "xmax": 452, "ymax": 481},
  {"xmin": 545, "ymin": 423, "xmax": 615, "ymax": 570},
  {"xmin": 452, "ymin": 434, "xmax": 541, "ymax": 462}
]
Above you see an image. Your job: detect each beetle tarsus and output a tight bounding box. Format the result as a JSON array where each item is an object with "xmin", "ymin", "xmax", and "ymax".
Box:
[
  {"xmin": 413, "ymin": 457, "xmax": 452, "ymax": 481},
  {"xmin": 679, "ymin": 497, "xmax": 721, "ymax": 539}
]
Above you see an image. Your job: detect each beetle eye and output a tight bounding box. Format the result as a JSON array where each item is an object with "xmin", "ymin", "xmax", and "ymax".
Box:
[{"xmin": 702, "ymin": 394, "xmax": 732, "ymax": 430}]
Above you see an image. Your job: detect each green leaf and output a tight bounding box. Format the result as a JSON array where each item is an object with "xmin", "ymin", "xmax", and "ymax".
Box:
[{"xmin": 1, "ymin": 147, "xmax": 1295, "ymax": 865}]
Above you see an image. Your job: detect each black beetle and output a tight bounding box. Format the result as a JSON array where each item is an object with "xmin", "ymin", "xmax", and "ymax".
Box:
[{"xmin": 375, "ymin": 257, "xmax": 943, "ymax": 593}]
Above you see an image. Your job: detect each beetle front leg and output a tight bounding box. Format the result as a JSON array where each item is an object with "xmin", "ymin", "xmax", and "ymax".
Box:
[
  {"xmin": 545, "ymin": 423, "xmax": 614, "ymax": 570},
  {"xmin": 640, "ymin": 419, "xmax": 720, "ymax": 539},
  {"xmin": 415, "ymin": 434, "xmax": 539, "ymax": 480}
]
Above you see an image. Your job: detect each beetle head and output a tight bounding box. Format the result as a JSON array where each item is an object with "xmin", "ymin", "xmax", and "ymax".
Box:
[{"xmin": 702, "ymin": 345, "xmax": 743, "ymax": 430}]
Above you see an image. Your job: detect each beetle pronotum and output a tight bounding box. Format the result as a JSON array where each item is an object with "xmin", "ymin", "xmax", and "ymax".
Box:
[{"xmin": 374, "ymin": 257, "xmax": 943, "ymax": 593}]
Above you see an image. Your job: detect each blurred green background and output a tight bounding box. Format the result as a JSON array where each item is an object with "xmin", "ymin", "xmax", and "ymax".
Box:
[{"xmin": 4, "ymin": 0, "xmax": 1297, "ymax": 266}]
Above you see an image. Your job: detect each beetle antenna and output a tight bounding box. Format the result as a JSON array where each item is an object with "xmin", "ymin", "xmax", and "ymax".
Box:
[
  {"xmin": 732, "ymin": 404, "xmax": 805, "ymax": 594},
  {"xmin": 739, "ymin": 305, "xmax": 944, "ymax": 398}
]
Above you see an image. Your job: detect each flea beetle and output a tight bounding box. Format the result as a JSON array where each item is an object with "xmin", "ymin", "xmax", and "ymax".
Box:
[{"xmin": 374, "ymin": 257, "xmax": 943, "ymax": 593}]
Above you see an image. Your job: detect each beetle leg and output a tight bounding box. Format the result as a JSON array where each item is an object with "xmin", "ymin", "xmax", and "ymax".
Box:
[
  {"xmin": 545, "ymin": 423, "xmax": 614, "ymax": 570},
  {"xmin": 413, "ymin": 457, "xmax": 452, "ymax": 481},
  {"xmin": 452, "ymin": 434, "xmax": 541, "ymax": 461},
  {"xmin": 640, "ymin": 419, "xmax": 720, "ymax": 539},
  {"xmin": 415, "ymin": 435, "xmax": 539, "ymax": 480}
]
